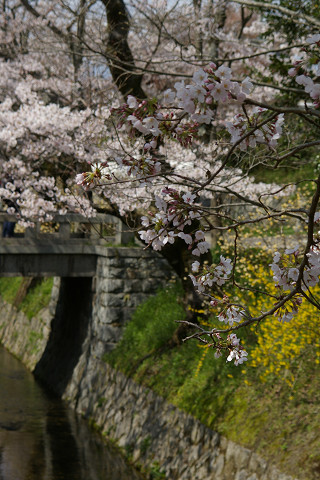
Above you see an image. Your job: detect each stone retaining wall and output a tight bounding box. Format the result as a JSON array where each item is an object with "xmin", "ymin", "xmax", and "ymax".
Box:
[{"xmin": 64, "ymin": 355, "xmax": 298, "ymax": 480}]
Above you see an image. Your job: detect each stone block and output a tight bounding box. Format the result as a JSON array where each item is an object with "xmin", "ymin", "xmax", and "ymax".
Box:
[
  {"xmin": 123, "ymin": 279, "xmax": 144, "ymax": 293},
  {"xmin": 179, "ymin": 468, "xmax": 192, "ymax": 480},
  {"xmin": 265, "ymin": 465, "xmax": 284, "ymax": 480},
  {"xmin": 126, "ymin": 267, "xmax": 138, "ymax": 279},
  {"xmin": 219, "ymin": 436, "xmax": 228, "ymax": 452},
  {"xmin": 235, "ymin": 469, "xmax": 251, "ymax": 480},
  {"xmin": 121, "ymin": 306, "xmax": 136, "ymax": 321},
  {"xmin": 249, "ymin": 452, "xmax": 267, "ymax": 476},
  {"xmin": 105, "ymin": 257, "xmax": 126, "ymax": 267},
  {"xmin": 207, "ymin": 430, "xmax": 220, "ymax": 450},
  {"xmin": 246, "ymin": 474, "xmax": 258, "ymax": 480},
  {"xmin": 105, "ymin": 267, "xmax": 126, "ymax": 279},
  {"xmin": 124, "ymin": 259, "xmax": 144, "ymax": 270},
  {"xmin": 94, "ymin": 306, "xmax": 123, "ymax": 324},
  {"xmin": 120, "ymin": 293, "xmax": 149, "ymax": 308},
  {"xmin": 226, "ymin": 441, "xmax": 251, "ymax": 470},
  {"xmin": 94, "ymin": 277, "xmax": 109, "ymax": 294},
  {"xmin": 93, "ymin": 324, "xmax": 123, "ymax": 343},
  {"xmin": 126, "ymin": 265, "xmax": 171, "ymax": 281},
  {"xmin": 191, "ymin": 422, "xmax": 205, "ymax": 445},
  {"xmin": 141, "ymin": 278, "xmax": 162, "ymax": 293},
  {"xmin": 103, "ymin": 279, "xmax": 125, "ymax": 293},
  {"xmin": 211, "ymin": 453, "xmax": 224, "ymax": 476},
  {"xmin": 89, "ymin": 340, "xmax": 109, "ymax": 359},
  {"xmin": 99, "ymin": 293, "xmax": 123, "ymax": 308},
  {"xmin": 194, "ymin": 464, "xmax": 210, "ymax": 479},
  {"xmin": 223, "ymin": 454, "xmax": 236, "ymax": 479}
]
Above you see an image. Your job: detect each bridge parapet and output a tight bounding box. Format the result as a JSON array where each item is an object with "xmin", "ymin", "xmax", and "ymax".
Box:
[
  {"xmin": 0, "ymin": 213, "xmax": 136, "ymax": 277},
  {"xmin": 0, "ymin": 212, "xmax": 134, "ymax": 246}
]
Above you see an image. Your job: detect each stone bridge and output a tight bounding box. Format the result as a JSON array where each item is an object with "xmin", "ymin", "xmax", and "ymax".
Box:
[
  {"xmin": 0, "ymin": 213, "xmax": 173, "ymax": 367},
  {"xmin": 0, "ymin": 213, "xmax": 135, "ymax": 277}
]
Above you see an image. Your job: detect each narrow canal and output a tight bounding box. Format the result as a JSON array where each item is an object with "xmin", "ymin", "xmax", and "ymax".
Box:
[{"xmin": 0, "ymin": 346, "xmax": 144, "ymax": 480}]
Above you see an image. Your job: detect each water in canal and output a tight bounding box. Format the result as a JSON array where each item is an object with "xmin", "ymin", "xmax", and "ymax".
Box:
[{"xmin": 0, "ymin": 346, "xmax": 143, "ymax": 480}]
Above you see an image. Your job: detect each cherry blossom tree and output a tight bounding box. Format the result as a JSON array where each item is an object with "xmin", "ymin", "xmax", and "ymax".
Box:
[{"xmin": 1, "ymin": 0, "xmax": 320, "ymax": 363}]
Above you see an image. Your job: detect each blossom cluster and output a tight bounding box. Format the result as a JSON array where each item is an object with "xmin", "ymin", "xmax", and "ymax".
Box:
[
  {"xmin": 138, "ymin": 188, "xmax": 210, "ymax": 253},
  {"xmin": 226, "ymin": 108, "xmax": 285, "ymax": 151},
  {"xmin": 295, "ymin": 75, "xmax": 320, "ymax": 106},
  {"xmin": 115, "ymin": 156, "xmax": 161, "ymax": 184},
  {"xmin": 213, "ymin": 332, "xmax": 248, "ymax": 366},
  {"xmin": 111, "ymin": 63, "xmax": 258, "ymax": 158},
  {"xmin": 189, "ymin": 257, "xmax": 248, "ymax": 364},
  {"xmin": 218, "ymin": 306, "xmax": 245, "ymax": 328},
  {"xmin": 0, "ymin": 158, "xmax": 95, "ymax": 224},
  {"xmin": 107, "ymin": 60, "xmax": 289, "ymax": 197},
  {"xmin": 270, "ymin": 238, "xmax": 320, "ymax": 322},
  {"xmin": 270, "ymin": 242, "xmax": 320, "ymax": 292},
  {"xmin": 113, "ymin": 95, "xmax": 200, "ymax": 148},
  {"xmin": 226, "ymin": 333, "xmax": 248, "ymax": 366},
  {"xmin": 289, "ymin": 34, "xmax": 320, "ymax": 107},
  {"xmin": 75, "ymin": 162, "xmax": 111, "ymax": 190},
  {"xmin": 190, "ymin": 255, "xmax": 233, "ymax": 291}
]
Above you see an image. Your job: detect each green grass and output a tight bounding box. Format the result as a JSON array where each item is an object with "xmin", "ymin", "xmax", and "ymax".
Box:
[
  {"xmin": 105, "ymin": 282, "xmax": 185, "ymax": 371},
  {"xmin": 19, "ymin": 278, "xmax": 53, "ymax": 319},
  {"xmin": 0, "ymin": 277, "xmax": 23, "ymax": 303},
  {"xmin": 219, "ymin": 349, "xmax": 320, "ymax": 477},
  {"xmin": 0, "ymin": 277, "xmax": 53, "ymax": 319},
  {"xmin": 250, "ymin": 162, "xmax": 316, "ymax": 185},
  {"xmin": 27, "ymin": 330, "xmax": 44, "ymax": 354}
]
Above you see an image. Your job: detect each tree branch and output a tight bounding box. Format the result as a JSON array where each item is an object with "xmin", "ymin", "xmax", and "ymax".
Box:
[{"xmin": 231, "ymin": 0, "xmax": 320, "ymax": 28}]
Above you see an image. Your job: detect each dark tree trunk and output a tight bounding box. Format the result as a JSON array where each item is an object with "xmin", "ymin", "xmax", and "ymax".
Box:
[{"xmin": 101, "ymin": 0, "xmax": 145, "ymax": 98}]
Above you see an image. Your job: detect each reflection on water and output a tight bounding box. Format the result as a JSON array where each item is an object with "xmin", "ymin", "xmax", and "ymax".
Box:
[{"xmin": 0, "ymin": 346, "xmax": 143, "ymax": 480}]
